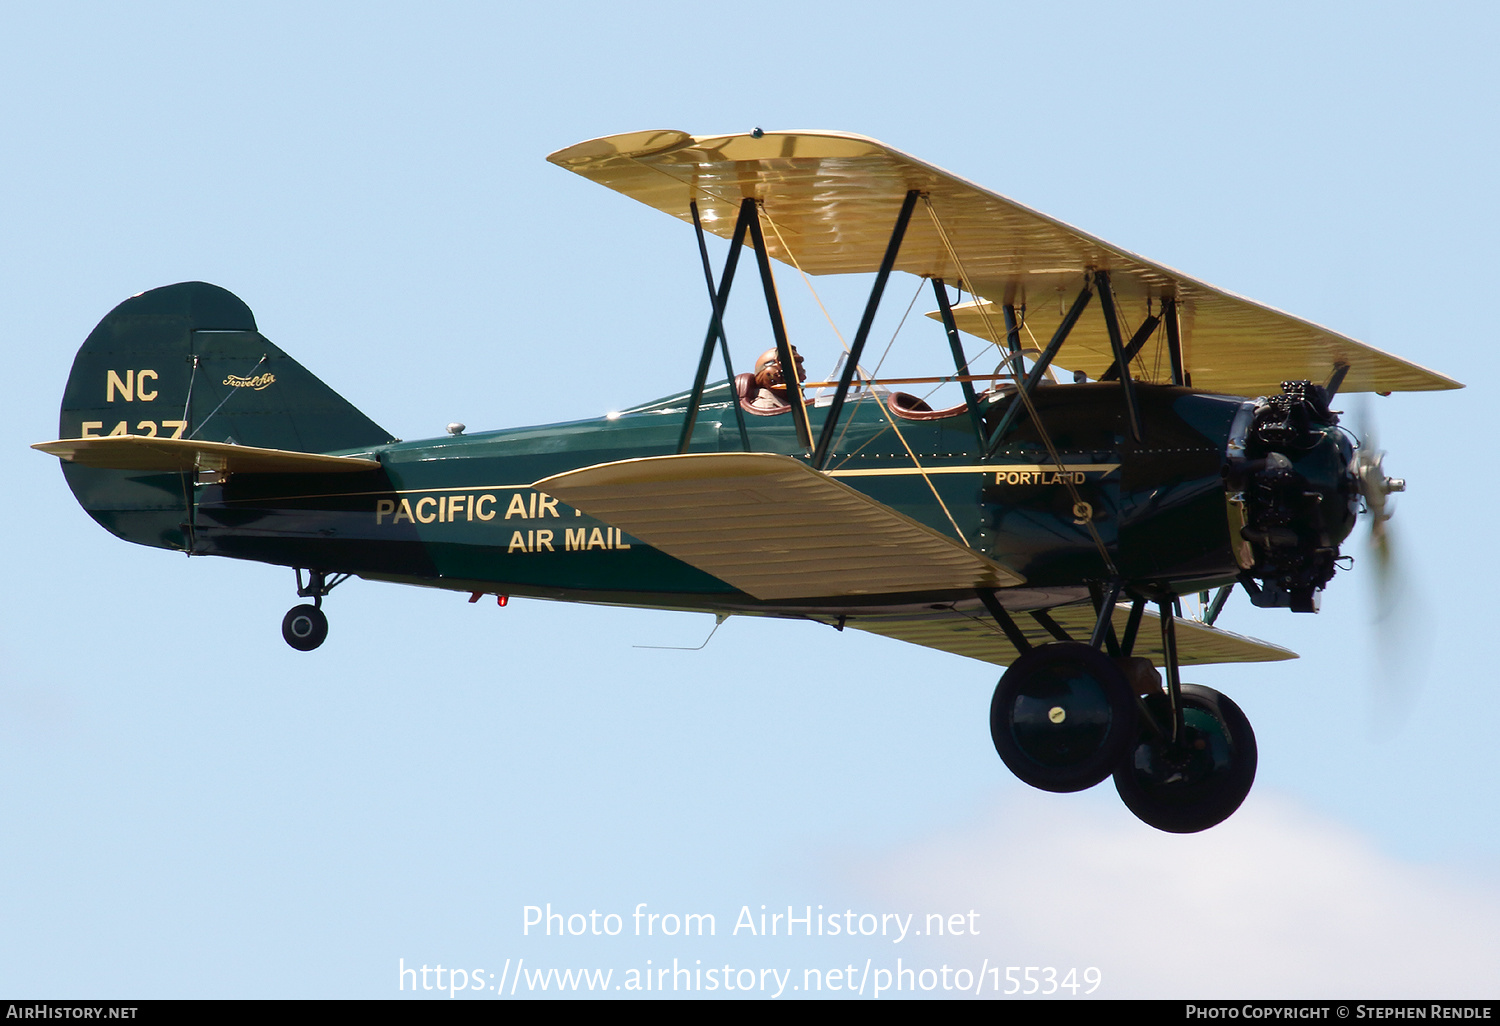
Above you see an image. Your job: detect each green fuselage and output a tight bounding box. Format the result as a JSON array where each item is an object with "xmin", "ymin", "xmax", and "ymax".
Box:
[{"xmin": 150, "ymin": 380, "xmax": 1251, "ymax": 614}]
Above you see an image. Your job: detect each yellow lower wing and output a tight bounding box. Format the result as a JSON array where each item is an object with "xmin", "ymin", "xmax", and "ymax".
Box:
[
  {"xmin": 834, "ymin": 603, "xmax": 1295, "ymax": 667},
  {"xmin": 535, "ymin": 452, "xmax": 1024, "ymax": 601}
]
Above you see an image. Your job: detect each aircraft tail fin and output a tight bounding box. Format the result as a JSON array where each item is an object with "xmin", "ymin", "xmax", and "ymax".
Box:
[{"xmin": 50, "ymin": 281, "xmax": 393, "ymax": 551}]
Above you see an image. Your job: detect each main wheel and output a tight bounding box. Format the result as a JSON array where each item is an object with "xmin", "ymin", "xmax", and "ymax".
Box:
[
  {"xmin": 990, "ymin": 642, "xmax": 1137, "ymax": 793},
  {"xmin": 281, "ymin": 604, "xmax": 328, "ymax": 651},
  {"xmin": 1113, "ymin": 684, "xmax": 1257, "ymax": 833}
]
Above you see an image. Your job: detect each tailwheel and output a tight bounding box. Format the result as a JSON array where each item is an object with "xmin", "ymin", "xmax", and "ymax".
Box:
[
  {"xmin": 281, "ymin": 604, "xmax": 328, "ymax": 651},
  {"xmin": 281, "ymin": 568, "xmax": 348, "ymax": 651},
  {"xmin": 1113, "ymin": 684, "xmax": 1257, "ymax": 833},
  {"xmin": 990, "ymin": 642, "xmax": 1137, "ymax": 793}
]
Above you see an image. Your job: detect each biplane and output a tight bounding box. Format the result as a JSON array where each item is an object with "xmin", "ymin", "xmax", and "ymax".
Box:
[{"xmin": 34, "ymin": 130, "xmax": 1461, "ymax": 833}]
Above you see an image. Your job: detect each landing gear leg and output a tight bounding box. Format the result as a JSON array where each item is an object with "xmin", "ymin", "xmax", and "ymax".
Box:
[
  {"xmin": 281, "ymin": 569, "xmax": 349, "ymax": 652},
  {"xmin": 1111, "ymin": 600, "xmax": 1258, "ymax": 832}
]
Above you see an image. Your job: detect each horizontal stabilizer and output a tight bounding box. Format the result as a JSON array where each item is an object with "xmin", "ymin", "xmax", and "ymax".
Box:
[
  {"xmin": 535, "ymin": 453, "xmax": 1024, "ymax": 601},
  {"xmin": 33, "ymin": 436, "xmax": 380, "ymax": 475},
  {"xmin": 836, "ymin": 603, "xmax": 1295, "ymax": 667}
]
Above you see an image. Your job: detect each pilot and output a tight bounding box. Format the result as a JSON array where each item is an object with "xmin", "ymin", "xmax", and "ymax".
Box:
[{"xmin": 745, "ymin": 346, "xmax": 807, "ymax": 411}]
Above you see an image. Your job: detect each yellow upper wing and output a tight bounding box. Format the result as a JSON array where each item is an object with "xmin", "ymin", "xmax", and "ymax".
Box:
[{"xmin": 548, "ymin": 130, "xmax": 1460, "ymax": 397}]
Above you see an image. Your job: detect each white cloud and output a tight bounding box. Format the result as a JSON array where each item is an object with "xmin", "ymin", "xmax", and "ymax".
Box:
[{"xmin": 855, "ymin": 790, "xmax": 1500, "ymax": 998}]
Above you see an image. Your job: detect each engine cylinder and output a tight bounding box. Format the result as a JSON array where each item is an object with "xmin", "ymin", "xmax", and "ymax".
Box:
[{"xmin": 1230, "ymin": 382, "xmax": 1357, "ymax": 612}]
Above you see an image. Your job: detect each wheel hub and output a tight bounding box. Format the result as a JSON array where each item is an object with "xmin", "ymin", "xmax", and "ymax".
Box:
[
  {"xmin": 990, "ymin": 642, "xmax": 1136, "ymax": 793},
  {"xmin": 1008, "ymin": 659, "xmax": 1118, "ymax": 768}
]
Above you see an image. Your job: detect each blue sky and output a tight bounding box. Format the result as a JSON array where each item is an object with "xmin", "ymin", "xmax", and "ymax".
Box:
[{"xmin": 2, "ymin": 1, "xmax": 1497, "ymax": 999}]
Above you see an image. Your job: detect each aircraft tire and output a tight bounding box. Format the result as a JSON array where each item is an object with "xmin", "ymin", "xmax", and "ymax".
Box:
[
  {"xmin": 282, "ymin": 604, "xmax": 328, "ymax": 651},
  {"xmin": 1113, "ymin": 684, "xmax": 1257, "ymax": 833},
  {"xmin": 990, "ymin": 642, "xmax": 1137, "ymax": 793}
]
